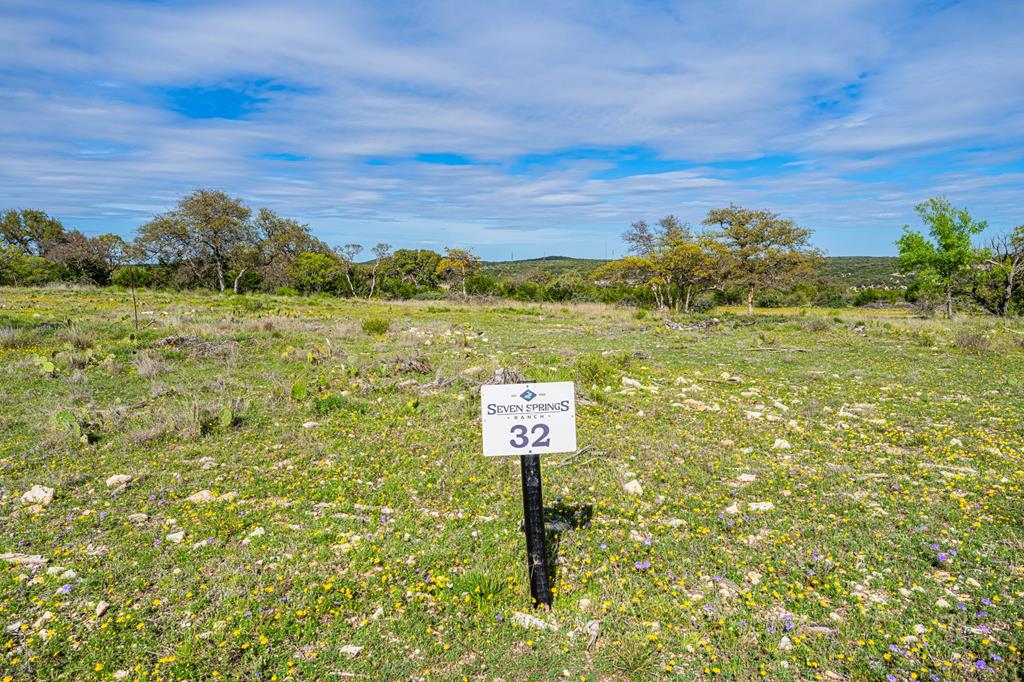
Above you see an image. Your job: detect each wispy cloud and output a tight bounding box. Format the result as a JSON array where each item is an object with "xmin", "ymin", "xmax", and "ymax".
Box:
[{"xmin": 0, "ymin": 0, "xmax": 1021, "ymax": 257}]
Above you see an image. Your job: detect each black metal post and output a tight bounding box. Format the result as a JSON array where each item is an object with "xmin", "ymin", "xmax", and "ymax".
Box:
[{"xmin": 520, "ymin": 453, "xmax": 552, "ymax": 607}]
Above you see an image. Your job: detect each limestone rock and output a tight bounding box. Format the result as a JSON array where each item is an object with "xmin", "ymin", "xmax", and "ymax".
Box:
[
  {"xmin": 622, "ymin": 480, "xmax": 643, "ymax": 496},
  {"xmin": 21, "ymin": 485, "xmax": 54, "ymax": 505}
]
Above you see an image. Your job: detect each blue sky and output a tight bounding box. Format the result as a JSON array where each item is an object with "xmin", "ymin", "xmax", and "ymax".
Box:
[{"xmin": 1, "ymin": 0, "xmax": 1022, "ymax": 259}]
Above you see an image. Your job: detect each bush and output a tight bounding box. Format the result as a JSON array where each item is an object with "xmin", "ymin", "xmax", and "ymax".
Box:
[
  {"xmin": 574, "ymin": 352, "xmax": 630, "ymax": 387},
  {"xmin": 314, "ymin": 394, "xmax": 368, "ymax": 415},
  {"xmin": 274, "ymin": 286, "xmax": 300, "ymax": 297},
  {"xmin": 754, "ymin": 289, "xmax": 786, "ymax": 308},
  {"xmin": 362, "ymin": 317, "xmax": 390, "ymax": 335},
  {"xmin": 689, "ymin": 294, "xmax": 716, "ymax": 313},
  {"xmin": 111, "ymin": 266, "xmax": 155, "ymax": 289},
  {"xmin": 908, "ymin": 329, "xmax": 936, "ymax": 347}
]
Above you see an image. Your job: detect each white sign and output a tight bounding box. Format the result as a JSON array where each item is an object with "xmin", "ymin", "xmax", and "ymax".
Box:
[{"xmin": 481, "ymin": 381, "xmax": 577, "ymax": 457}]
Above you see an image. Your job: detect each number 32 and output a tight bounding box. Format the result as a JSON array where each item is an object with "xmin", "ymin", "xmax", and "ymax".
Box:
[{"xmin": 510, "ymin": 423, "xmax": 550, "ymax": 448}]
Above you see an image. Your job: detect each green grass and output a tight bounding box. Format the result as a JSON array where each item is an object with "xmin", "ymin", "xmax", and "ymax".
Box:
[{"xmin": 1, "ymin": 287, "xmax": 1023, "ymax": 681}]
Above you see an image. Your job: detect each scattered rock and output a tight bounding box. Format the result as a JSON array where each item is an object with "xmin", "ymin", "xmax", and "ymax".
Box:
[
  {"xmin": 621, "ymin": 377, "xmax": 643, "ymax": 388},
  {"xmin": 675, "ymin": 398, "xmax": 720, "ymax": 412},
  {"xmin": 935, "ymin": 598, "xmax": 951, "ymax": 608},
  {"xmin": 105, "ymin": 475, "xmax": 132, "ymax": 488},
  {"xmin": 166, "ymin": 531, "xmax": 185, "ymax": 544},
  {"xmin": 127, "ymin": 513, "xmax": 149, "ymax": 523},
  {"xmin": 513, "ymin": 611, "xmax": 559, "ymax": 631},
  {"xmin": 748, "ymin": 501, "xmax": 775, "ymax": 512},
  {"xmin": 96, "ymin": 601, "xmax": 109, "ymax": 618},
  {"xmin": 622, "ymin": 480, "xmax": 643, "ymax": 496},
  {"xmin": 724, "ymin": 504, "xmax": 741, "ymax": 515},
  {"xmin": 302, "ymin": 421, "xmax": 320, "ymax": 429},
  {"xmin": 778, "ymin": 635, "xmax": 793, "ymax": 650},
  {"xmin": 584, "ymin": 619, "xmax": 600, "ymax": 649},
  {"xmin": 113, "ymin": 671, "xmax": 129, "ymax": 680},
  {"xmin": 242, "ymin": 527, "xmax": 266, "ymax": 545},
  {"xmin": 339, "ymin": 644, "xmax": 364, "ymax": 658},
  {"xmin": 802, "ymin": 625, "xmax": 836, "ymax": 637},
  {"xmin": 489, "ymin": 368, "xmax": 525, "ymax": 384},
  {"xmin": 772, "ymin": 438, "xmax": 791, "ymax": 450},
  {"xmin": 578, "ymin": 598, "xmax": 592, "ymax": 611},
  {"xmin": 737, "ymin": 473, "xmax": 757, "ymax": 484},
  {"xmin": 0, "ymin": 553, "xmax": 48, "ymax": 568},
  {"xmin": 21, "ymin": 485, "xmax": 54, "ymax": 505},
  {"xmin": 186, "ymin": 490, "xmax": 216, "ymax": 503}
]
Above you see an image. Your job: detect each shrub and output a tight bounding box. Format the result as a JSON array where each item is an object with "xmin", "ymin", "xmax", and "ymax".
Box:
[
  {"xmin": 574, "ymin": 352, "xmax": 630, "ymax": 387},
  {"xmin": 908, "ymin": 329, "xmax": 937, "ymax": 347},
  {"xmin": 274, "ymin": 286, "xmax": 300, "ymax": 297},
  {"xmin": 362, "ymin": 317, "xmax": 390, "ymax": 335},
  {"xmin": 314, "ymin": 394, "xmax": 368, "ymax": 415},
  {"xmin": 689, "ymin": 294, "xmax": 716, "ymax": 313},
  {"xmin": 111, "ymin": 266, "xmax": 155, "ymax": 289}
]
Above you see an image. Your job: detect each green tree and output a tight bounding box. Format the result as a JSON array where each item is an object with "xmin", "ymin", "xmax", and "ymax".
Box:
[
  {"xmin": 290, "ymin": 252, "xmax": 345, "ymax": 294},
  {"xmin": 382, "ymin": 249, "xmax": 442, "ymax": 288},
  {"xmin": 231, "ymin": 209, "xmax": 330, "ymax": 293},
  {"xmin": 0, "ymin": 209, "xmax": 66, "ymax": 257},
  {"xmin": 896, "ymin": 197, "xmax": 987, "ymax": 319},
  {"xmin": 702, "ymin": 205, "xmax": 821, "ymax": 314},
  {"xmin": 135, "ymin": 189, "xmax": 256, "ymax": 293},
  {"xmin": 435, "ymin": 247, "xmax": 481, "ymax": 296}
]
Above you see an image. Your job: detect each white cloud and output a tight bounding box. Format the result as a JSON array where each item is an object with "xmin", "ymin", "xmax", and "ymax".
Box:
[{"xmin": 0, "ymin": 0, "xmax": 1021, "ymax": 257}]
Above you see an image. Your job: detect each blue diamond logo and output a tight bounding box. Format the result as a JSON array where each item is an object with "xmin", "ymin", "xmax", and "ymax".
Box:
[{"xmin": 520, "ymin": 389, "xmax": 537, "ymax": 401}]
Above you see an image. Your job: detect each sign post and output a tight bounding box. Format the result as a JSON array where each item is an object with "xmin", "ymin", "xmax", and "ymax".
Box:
[{"xmin": 481, "ymin": 380, "xmax": 576, "ymax": 608}]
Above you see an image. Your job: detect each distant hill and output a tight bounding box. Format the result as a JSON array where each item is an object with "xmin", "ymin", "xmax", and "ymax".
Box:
[
  {"xmin": 481, "ymin": 256, "xmax": 609, "ymax": 279},
  {"xmin": 482, "ymin": 255, "xmax": 904, "ymax": 288},
  {"xmin": 822, "ymin": 256, "xmax": 904, "ymax": 288}
]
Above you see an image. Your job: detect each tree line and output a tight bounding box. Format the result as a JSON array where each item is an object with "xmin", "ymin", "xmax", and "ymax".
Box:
[{"xmin": 1, "ymin": 189, "xmax": 1021, "ymax": 316}]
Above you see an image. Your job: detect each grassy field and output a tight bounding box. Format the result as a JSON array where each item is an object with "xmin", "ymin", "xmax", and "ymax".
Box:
[{"xmin": 1, "ymin": 287, "xmax": 1023, "ymax": 681}]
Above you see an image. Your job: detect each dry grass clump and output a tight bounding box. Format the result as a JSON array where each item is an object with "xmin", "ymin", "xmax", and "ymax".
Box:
[
  {"xmin": 133, "ymin": 350, "xmax": 165, "ymax": 378},
  {"xmin": 953, "ymin": 330, "xmax": 992, "ymax": 353},
  {"xmin": 62, "ymin": 324, "xmax": 95, "ymax": 350},
  {"xmin": 0, "ymin": 326, "xmax": 37, "ymax": 349}
]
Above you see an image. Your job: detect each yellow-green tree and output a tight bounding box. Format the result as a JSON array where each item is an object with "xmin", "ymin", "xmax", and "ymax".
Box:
[
  {"xmin": 620, "ymin": 216, "xmax": 721, "ymax": 311},
  {"xmin": 435, "ymin": 247, "xmax": 481, "ymax": 296},
  {"xmin": 702, "ymin": 205, "xmax": 821, "ymax": 314}
]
